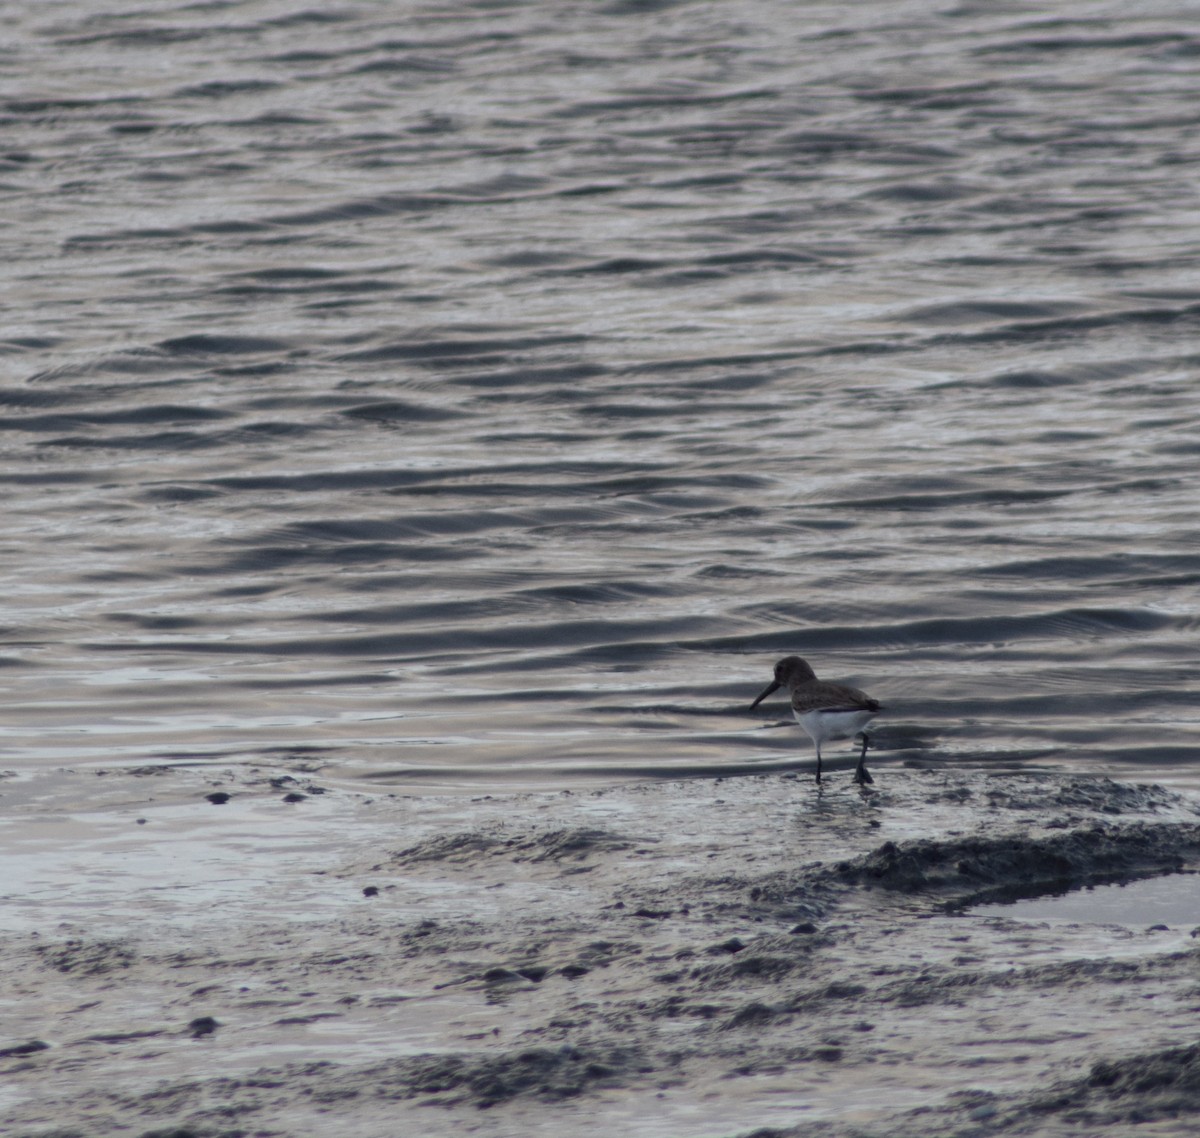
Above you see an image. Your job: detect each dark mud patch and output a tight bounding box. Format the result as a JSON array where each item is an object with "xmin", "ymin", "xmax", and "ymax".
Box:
[
  {"xmin": 387, "ymin": 826, "xmax": 635, "ymax": 868},
  {"xmin": 980, "ymin": 776, "xmax": 1192, "ymax": 817},
  {"xmin": 847, "ymin": 1039, "xmax": 1200, "ymax": 1138},
  {"xmin": 621, "ymin": 867, "xmax": 839, "ymax": 929},
  {"xmin": 809, "ymin": 953, "xmax": 1179, "ymax": 1013},
  {"xmin": 832, "ymin": 821, "xmax": 1200, "ymax": 907},
  {"xmin": 388, "ymin": 830, "xmax": 503, "ymax": 864},
  {"xmin": 1042, "ymin": 1040, "xmax": 1200, "ymax": 1126},
  {"xmin": 0, "ymin": 1039, "xmax": 49, "ymax": 1058},
  {"xmin": 655, "ymin": 932, "xmax": 833, "ymax": 994},
  {"xmin": 69, "ymin": 1042, "xmax": 653, "ymax": 1130},
  {"xmin": 389, "ymin": 1042, "xmax": 653, "ymax": 1107},
  {"xmin": 33, "ymin": 938, "xmax": 137, "ymax": 975}
]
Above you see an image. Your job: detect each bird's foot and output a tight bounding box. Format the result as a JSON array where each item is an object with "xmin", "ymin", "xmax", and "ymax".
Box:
[{"xmin": 854, "ymin": 732, "xmax": 874, "ymax": 784}]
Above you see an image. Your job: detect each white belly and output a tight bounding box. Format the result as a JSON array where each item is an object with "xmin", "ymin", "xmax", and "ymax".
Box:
[{"xmin": 795, "ymin": 708, "xmax": 877, "ymax": 745}]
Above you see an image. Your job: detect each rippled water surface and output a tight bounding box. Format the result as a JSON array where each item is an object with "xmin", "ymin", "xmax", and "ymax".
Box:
[{"xmin": 3, "ymin": 0, "xmax": 1200, "ymax": 789}]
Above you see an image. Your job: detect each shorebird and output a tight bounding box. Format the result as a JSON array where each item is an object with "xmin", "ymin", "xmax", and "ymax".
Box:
[{"xmin": 750, "ymin": 656, "xmax": 882, "ymax": 785}]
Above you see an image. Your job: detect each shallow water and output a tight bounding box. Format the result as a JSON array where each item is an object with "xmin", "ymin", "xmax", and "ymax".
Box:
[
  {"xmin": 974, "ymin": 870, "xmax": 1200, "ymax": 927},
  {"xmin": 2, "ymin": 0, "xmax": 1200, "ymax": 791}
]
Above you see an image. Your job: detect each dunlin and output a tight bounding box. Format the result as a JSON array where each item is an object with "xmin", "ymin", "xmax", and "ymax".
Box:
[{"xmin": 750, "ymin": 655, "xmax": 882, "ymax": 785}]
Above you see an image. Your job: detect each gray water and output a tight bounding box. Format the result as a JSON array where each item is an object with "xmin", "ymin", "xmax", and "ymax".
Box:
[
  {"xmin": 3, "ymin": 0, "xmax": 1200, "ymax": 790},
  {"xmin": 973, "ymin": 872, "xmax": 1200, "ymax": 927}
]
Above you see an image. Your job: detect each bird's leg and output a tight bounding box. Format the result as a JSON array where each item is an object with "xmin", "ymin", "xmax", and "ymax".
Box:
[
  {"xmin": 854, "ymin": 732, "xmax": 873, "ymax": 785},
  {"xmin": 814, "ymin": 741, "xmax": 823, "ymax": 784}
]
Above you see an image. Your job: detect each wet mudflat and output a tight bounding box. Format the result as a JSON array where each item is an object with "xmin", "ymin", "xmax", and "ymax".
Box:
[{"xmin": 5, "ymin": 766, "xmax": 1200, "ymax": 1138}]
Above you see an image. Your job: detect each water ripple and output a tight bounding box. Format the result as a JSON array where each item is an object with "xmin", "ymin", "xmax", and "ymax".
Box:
[{"xmin": 0, "ymin": 0, "xmax": 1197, "ymax": 787}]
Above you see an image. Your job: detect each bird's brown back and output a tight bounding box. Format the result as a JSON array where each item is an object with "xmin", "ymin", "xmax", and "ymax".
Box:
[{"xmin": 790, "ymin": 679, "xmax": 881, "ymax": 714}]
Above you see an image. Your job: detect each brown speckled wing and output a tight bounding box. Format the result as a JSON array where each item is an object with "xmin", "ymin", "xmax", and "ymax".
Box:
[{"xmin": 791, "ymin": 682, "xmax": 880, "ymax": 714}]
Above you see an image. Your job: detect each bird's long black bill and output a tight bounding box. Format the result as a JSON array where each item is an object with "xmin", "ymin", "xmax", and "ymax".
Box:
[{"xmin": 749, "ymin": 679, "xmax": 781, "ymax": 710}]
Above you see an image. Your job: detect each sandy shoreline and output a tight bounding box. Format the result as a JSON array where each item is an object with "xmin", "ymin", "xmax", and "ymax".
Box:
[{"xmin": 5, "ymin": 764, "xmax": 1200, "ymax": 1137}]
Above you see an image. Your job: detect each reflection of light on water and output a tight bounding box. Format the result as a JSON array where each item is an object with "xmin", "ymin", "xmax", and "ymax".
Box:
[{"xmin": 973, "ymin": 873, "xmax": 1200, "ymax": 927}]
